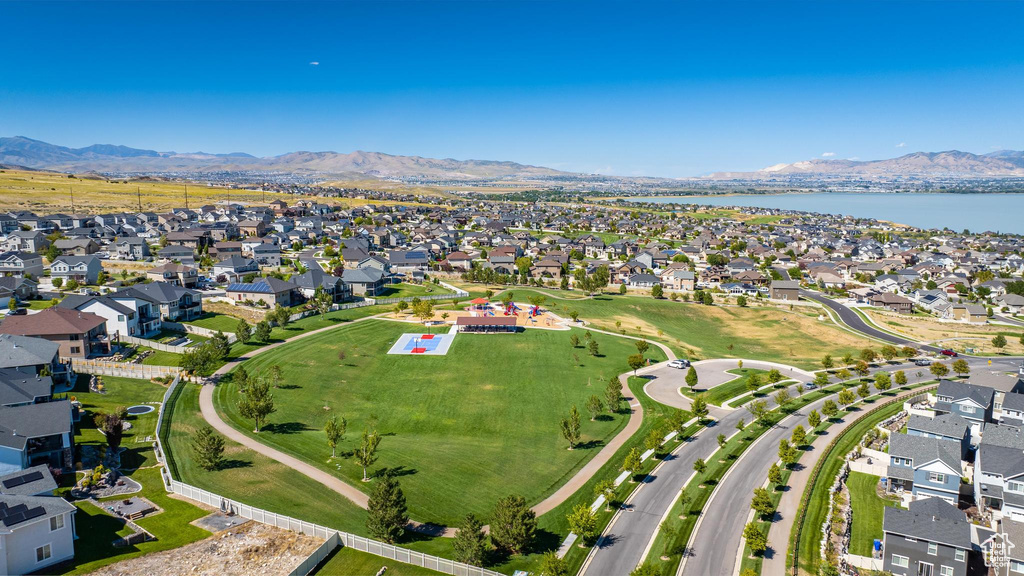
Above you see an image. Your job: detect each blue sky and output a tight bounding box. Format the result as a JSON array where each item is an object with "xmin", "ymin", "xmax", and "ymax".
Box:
[{"xmin": 2, "ymin": 1, "xmax": 1022, "ymax": 177}]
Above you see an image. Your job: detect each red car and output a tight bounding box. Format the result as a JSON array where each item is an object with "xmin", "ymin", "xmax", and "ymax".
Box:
[{"xmin": 940, "ymin": 349, "xmax": 958, "ymax": 357}]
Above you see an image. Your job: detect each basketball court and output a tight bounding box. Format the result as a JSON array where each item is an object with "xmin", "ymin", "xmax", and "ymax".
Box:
[{"xmin": 387, "ymin": 333, "xmax": 456, "ymax": 356}]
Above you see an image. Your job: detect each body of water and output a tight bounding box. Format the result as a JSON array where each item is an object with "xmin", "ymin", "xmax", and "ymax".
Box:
[{"xmin": 632, "ymin": 192, "xmax": 1024, "ymax": 235}]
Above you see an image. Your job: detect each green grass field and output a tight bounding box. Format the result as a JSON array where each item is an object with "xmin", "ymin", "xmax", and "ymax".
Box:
[
  {"xmin": 313, "ymin": 546, "xmax": 446, "ymax": 576},
  {"xmin": 185, "ymin": 312, "xmax": 245, "ymax": 333},
  {"xmin": 700, "ymin": 368, "xmax": 770, "ymax": 406},
  {"xmin": 72, "ymin": 374, "xmax": 166, "ymax": 470},
  {"xmin": 214, "ymin": 320, "xmax": 663, "ymax": 525},
  {"xmin": 847, "ymin": 472, "xmax": 898, "ymax": 556},
  {"xmin": 377, "ymin": 282, "xmax": 455, "ymax": 299},
  {"xmin": 506, "ymin": 289, "xmax": 874, "ymax": 370}
]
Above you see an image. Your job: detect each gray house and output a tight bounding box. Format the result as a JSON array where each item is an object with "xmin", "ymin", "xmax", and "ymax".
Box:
[
  {"xmin": 342, "ymin": 267, "xmax": 385, "ymax": 296},
  {"xmin": 882, "ymin": 498, "xmax": 972, "ymax": 576},
  {"xmin": 906, "ymin": 414, "xmax": 971, "ymax": 459},
  {"xmin": 886, "ymin": 433, "xmax": 963, "ymax": 504},
  {"xmin": 933, "ymin": 380, "xmax": 995, "ymax": 434},
  {"xmin": 975, "ymin": 424, "xmax": 1024, "ymax": 520}
]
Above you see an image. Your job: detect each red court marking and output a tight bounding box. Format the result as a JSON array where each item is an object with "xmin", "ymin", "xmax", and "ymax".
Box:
[
  {"xmin": 412, "ymin": 348, "xmax": 426, "ymax": 354},
  {"xmin": 420, "ymin": 335, "xmax": 435, "ymax": 340}
]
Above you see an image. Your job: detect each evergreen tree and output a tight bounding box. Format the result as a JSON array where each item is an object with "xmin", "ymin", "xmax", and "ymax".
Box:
[
  {"xmin": 452, "ymin": 513, "xmax": 487, "ymax": 567},
  {"xmin": 490, "ymin": 495, "xmax": 536, "ymax": 555},
  {"xmin": 366, "ymin": 473, "xmax": 409, "ymax": 544},
  {"xmin": 192, "ymin": 425, "xmax": 225, "ymax": 471}
]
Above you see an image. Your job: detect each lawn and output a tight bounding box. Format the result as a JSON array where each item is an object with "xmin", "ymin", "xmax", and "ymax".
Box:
[
  {"xmin": 699, "ymin": 368, "xmax": 770, "ymax": 406},
  {"xmin": 312, "ymin": 546, "xmax": 446, "ymax": 576},
  {"xmin": 138, "ymin": 347, "xmax": 183, "ymax": 367},
  {"xmin": 185, "ymin": 311, "xmax": 244, "ymax": 333},
  {"xmin": 507, "ymin": 289, "xmax": 875, "ymax": 370},
  {"xmin": 376, "ymin": 282, "xmax": 454, "ymax": 299},
  {"xmin": 214, "ymin": 320, "xmax": 664, "ymax": 526},
  {"xmin": 223, "ymin": 304, "xmax": 387, "ymax": 359},
  {"xmin": 72, "ymin": 374, "xmax": 167, "ymax": 470},
  {"xmin": 847, "ymin": 472, "xmax": 898, "ymax": 556}
]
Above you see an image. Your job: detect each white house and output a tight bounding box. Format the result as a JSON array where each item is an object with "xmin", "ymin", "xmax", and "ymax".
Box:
[
  {"xmin": 49, "ymin": 255, "xmax": 103, "ymax": 285},
  {"xmin": 57, "ymin": 294, "xmax": 160, "ymax": 339},
  {"xmin": 0, "ymin": 466, "xmax": 77, "ymax": 576}
]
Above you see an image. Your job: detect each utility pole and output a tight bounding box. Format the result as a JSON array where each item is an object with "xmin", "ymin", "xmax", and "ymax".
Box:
[
  {"xmin": 184, "ymin": 184, "xmax": 189, "ymax": 210},
  {"xmin": 69, "ymin": 186, "xmax": 75, "ymax": 213},
  {"xmin": 137, "ymin": 186, "xmax": 143, "ymax": 212}
]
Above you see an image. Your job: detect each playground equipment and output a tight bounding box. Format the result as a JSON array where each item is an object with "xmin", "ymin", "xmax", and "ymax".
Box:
[
  {"xmin": 530, "ymin": 306, "xmax": 540, "ymax": 318},
  {"xmin": 504, "ymin": 302, "xmax": 522, "ymax": 316}
]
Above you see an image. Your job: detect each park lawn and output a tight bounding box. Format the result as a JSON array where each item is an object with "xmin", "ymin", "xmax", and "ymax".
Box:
[
  {"xmin": 215, "ymin": 320, "xmax": 664, "ymax": 526},
  {"xmin": 847, "ymin": 472, "xmax": 898, "ymax": 556},
  {"xmin": 313, "ymin": 546, "xmax": 446, "ymax": 576},
  {"xmin": 72, "ymin": 374, "xmax": 167, "ymax": 470},
  {"xmin": 376, "ymin": 282, "xmax": 454, "ymax": 299},
  {"xmin": 507, "ymin": 289, "xmax": 875, "ymax": 370},
  {"xmin": 223, "ymin": 304, "xmax": 387, "ymax": 359},
  {"xmin": 698, "ymin": 368, "xmax": 770, "ymax": 406}
]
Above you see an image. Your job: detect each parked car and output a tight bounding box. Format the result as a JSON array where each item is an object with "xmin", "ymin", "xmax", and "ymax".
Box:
[
  {"xmin": 804, "ymin": 381, "xmax": 817, "ymax": 390},
  {"xmin": 914, "ymin": 358, "xmax": 932, "ymax": 366},
  {"xmin": 940, "ymin": 349, "xmax": 959, "ymax": 357},
  {"xmin": 667, "ymin": 359, "xmax": 691, "ymax": 369},
  {"xmin": 7, "ymin": 308, "xmax": 27, "ymax": 316}
]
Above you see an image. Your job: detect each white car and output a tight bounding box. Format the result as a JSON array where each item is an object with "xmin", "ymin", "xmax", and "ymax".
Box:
[{"xmin": 667, "ymin": 359, "xmax": 691, "ymax": 369}]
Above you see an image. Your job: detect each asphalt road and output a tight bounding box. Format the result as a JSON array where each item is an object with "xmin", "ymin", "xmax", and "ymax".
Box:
[
  {"xmin": 799, "ymin": 289, "xmax": 938, "ymax": 351},
  {"xmin": 996, "ymin": 314, "xmax": 1024, "ymax": 328}
]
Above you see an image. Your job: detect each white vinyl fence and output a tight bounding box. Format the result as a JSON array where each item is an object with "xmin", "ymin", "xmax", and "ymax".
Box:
[
  {"xmin": 154, "ymin": 377, "xmax": 501, "ymax": 576},
  {"xmin": 67, "ymin": 357, "xmax": 181, "ymax": 380},
  {"xmin": 119, "ymin": 335, "xmax": 191, "ymax": 354}
]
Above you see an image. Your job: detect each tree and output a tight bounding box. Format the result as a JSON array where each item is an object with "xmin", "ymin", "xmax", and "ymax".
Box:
[
  {"xmin": 790, "ymin": 425, "xmax": 807, "ymax": 448},
  {"xmin": 994, "ymin": 334, "xmax": 1008, "ymax": 349},
  {"xmin": 191, "ymin": 425, "xmax": 225, "ymax": 471},
  {"xmin": 743, "ymin": 522, "xmax": 767, "ymax": 555},
  {"xmin": 366, "ymin": 473, "xmax": 408, "ymax": 544},
  {"xmin": 881, "ymin": 345, "xmax": 899, "ymax": 362},
  {"xmin": 747, "ymin": 399, "xmax": 769, "ymax": 426},
  {"xmin": 453, "ymin": 513, "xmax": 487, "ymax": 567},
  {"xmin": 894, "ymin": 370, "xmax": 908, "ymax": 387},
  {"xmin": 685, "ymin": 366, "xmax": 698, "ymax": 389},
  {"xmin": 567, "ymin": 503, "xmax": 598, "ymax": 546},
  {"xmin": 235, "ymin": 318, "xmax": 252, "ymax": 344},
  {"xmin": 491, "ymin": 495, "xmax": 537, "ymax": 555},
  {"xmin": 822, "ymin": 399, "xmax": 839, "ymax": 420},
  {"xmin": 627, "ymin": 353, "xmax": 645, "ymax": 374},
  {"xmin": 930, "ymin": 362, "xmax": 950, "ymax": 378},
  {"xmin": 821, "ymin": 354, "xmax": 834, "ymax": 370},
  {"xmin": 808, "ymin": 409, "xmax": 821, "ymax": 429},
  {"xmin": 605, "ymin": 378, "xmax": 623, "ymax": 412},
  {"xmin": 594, "ymin": 479, "xmax": 616, "ymax": 511},
  {"xmin": 838, "ymin": 388, "xmax": 856, "ymax": 406},
  {"xmin": 854, "ymin": 361, "xmax": 870, "ymax": 378},
  {"xmin": 737, "ymin": 295, "xmax": 748, "ymax": 307},
  {"xmin": 717, "ymin": 433, "xmax": 727, "ymax": 450},
  {"xmin": 774, "ymin": 388, "xmax": 792, "ymax": 408},
  {"xmin": 589, "ymin": 339, "xmax": 600, "ymax": 357},
  {"xmin": 209, "ymin": 331, "xmax": 231, "ymax": 359},
  {"xmin": 842, "ymin": 353, "xmax": 854, "ymax": 366},
  {"xmin": 635, "ymin": 339, "xmax": 650, "ymax": 356},
  {"xmin": 314, "ymin": 286, "xmax": 333, "ymax": 320},
  {"xmin": 52, "ymin": 277, "xmax": 63, "ymax": 290},
  {"xmin": 622, "ymin": 447, "xmax": 643, "ymax": 481},
  {"xmin": 768, "ymin": 463, "xmax": 783, "ymax": 486},
  {"xmin": 861, "ymin": 349, "xmax": 877, "ymax": 364},
  {"xmin": 355, "ymin": 428, "xmax": 381, "ymax": 481},
  {"xmin": 857, "ymin": 382, "xmax": 871, "ymax": 399},
  {"xmin": 254, "ymin": 320, "xmax": 272, "ymax": 343},
  {"xmin": 766, "ymin": 368, "xmax": 783, "ymax": 386},
  {"xmin": 324, "ymin": 415, "xmax": 346, "ymax": 458},
  {"xmin": 901, "ymin": 346, "xmax": 918, "ymax": 358},
  {"xmin": 778, "ymin": 438, "xmax": 797, "ymax": 467},
  {"xmin": 538, "ymin": 551, "xmax": 568, "ymax": 576},
  {"xmin": 814, "ymin": 372, "xmax": 830, "ymax": 388},
  {"xmin": 751, "ymin": 487, "xmax": 774, "ymax": 518},
  {"xmin": 66, "ymin": 278, "xmax": 80, "ymax": 292},
  {"xmin": 98, "ymin": 410, "xmax": 125, "ymax": 453},
  {"xmin": 702, "ymin": 291, "xmax": 714, "ymax": 305},
  {"xmin": 272, "ymin": 304, "xmax": 291, "ymax": 327},
  {"xmin": 560, "ymin": 406, "xmax": 582, "ymax": 449},
  {"xmin": 569, "ymin": 334, "xmax": 580, "ymax": 348},
  {"xmin": 413, "ymin": 299, "xmax": 435, "ymax": 328},
  {"xmin": 745, "ymin": 373, "xmax": 762, "ymax": 394},
  {"xmin": 585, "ymin": 395, "xmax": 604, "ymax": 421},
  {"xmin": 651, "ymin": 284, "xmax": 663, "ymax": 299},
  {"xmin": 691, "ymin": 394, "xmax": 709, "ymax": 421},
  {"xmin": 836, "ymin": 368, "xmax": 852, "ymax": 382},
  {"xmin": 693, "ymin": 457, "xmax": 707, "ymax": 475},
  {"xmin": 952, "ymin": 359, "xmax": 970, "ymax": 377},
  {"xmin": 237, "ymin": 378, "xmax": 275, "ymax": 432},
  {"xmin": 875, "ymin": 371, "xmax": 892, "ymax": 391},
  {"xmin": 619, "ymin": 283, "xmax": 627, "ymax": 295}
]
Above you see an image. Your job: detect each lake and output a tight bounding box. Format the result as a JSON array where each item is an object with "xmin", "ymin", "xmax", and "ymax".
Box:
[{"xmin": 632, "ymin": 192, "xmax": 1024, "ymax": 235}]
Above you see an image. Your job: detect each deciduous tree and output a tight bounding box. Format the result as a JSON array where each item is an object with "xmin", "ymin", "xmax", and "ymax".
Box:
[
  {"xmin": 237, "ymin": 378, "xmax": 275, "ymax": 432},
  {"xmin": 355, "ymin": 428, "xmax": 381, "ymax": 481},
  {"xmin": 567, "ymin": 504, "xmax": 598, "ymax": 546},
  {"xmin": 324, "ymin": 415, "xmax": 346, "ymax": 458},
  {"xmin": 560, "ymin": 406, "xmax": 581, "ymax": 449}
]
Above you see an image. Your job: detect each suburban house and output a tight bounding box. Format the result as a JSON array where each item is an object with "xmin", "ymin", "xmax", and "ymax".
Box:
[
  {"xmin": 445, "ymin": 251, "xmax": 473, "ymax": 271},
  {"xmin": 975, "ymin": 424, "xmax": 1024, "ymax": 520},
  {"xmin": 114, "ymin": 237, "xmax": 151, "ymax": 260},
  {"xmin": 0, "ymin": 335, "xmax": 70, "ymax": 385},
  {"xmin": 869, "ymin": 291, "xmax": 915, "ymax": 314},
  {"xmin": 0, "ymin": 399, "xmax": 75, "ymax": 474},
  {"xmin": 57, "ymin": 294, "xmax": 159, "ymax": 339},
  {"xmin": 113, "ymin": 282, "xmax": 202, "ymax": 322},
  {"xmin": 950, "ymin": 303, "xmax": 988, "ymax": 324},
  {"xmin": 226, "ymin": 277, "xmax": 300, "ymax": 307},
  {"xmin": 53, "ymin": 238, "xmax": 99, "ymax": 256},
  {"xmin": 291, "ymin": 269, "xmax": 349, "ymax": 303},
  {"xmin": 146, "ymin": 262, "xmax": 199, "ymax": 288},
  {"xmin": 626, "ymin": 273, "xmax": 662, "ymax": 289},
  {"xmin": 886, "ymin": 432, "xmax": 964, "ymax": 504},
  {"xmin": 881, "ymin": 498, "xmax": 972, "ymax": 576},
  {"xmin": 0, "ymin": 466, "xmax": 77, "ymax": 576},
  {"xmin": 49, "ymin": 255, "xmax": 103, "ymax": 285},
  {"xmin": 4, "ymin": 230, "xmax": 47, "ymax": 253},
  {"xmin": 662, "ymin": 269, "xmax": 695, "ymax": 291},
  {"xmin": 212, "ymin": 256, "xmax": 260, "ymax": 282},
  {"xmin": 770, "ymin": 280, "xmax": 800, "ymax": 301},
  {"xmin": 0, "ymin": 252, "xmax": 44, "ymax": 278},
  {"xmin": 0, "ymin": 369, "xmax": 52, "ymax": 407},
  {"xmin": 0, "ymin": 277, "xmax": 38, "ymax": 303},
  {"xmin": 531, "ymin": 259, "xmax": 563, "ymax": 280},
  {"xmin": 933, "ymin": 380, "xmax": 995, "ymax": 434},
  {"xmin": 251, "ymin": 243, "xmax": 281, "ymax": 267},
  {"xmin": 342, "ymin": 267, "xmax": 386, "ymax": 296},
  {"xmin": 0, "ymin": 308, "xmax": 109, "ymax": 359},
  {"xmin": 906, "ymin": 413, "xmax": 971, "ymax": 459}
]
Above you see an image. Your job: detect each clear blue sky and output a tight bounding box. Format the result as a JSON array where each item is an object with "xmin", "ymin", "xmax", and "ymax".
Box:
[{"xmin": 2, "ymin": 1, "xmax": 1022, "ymax": 177}]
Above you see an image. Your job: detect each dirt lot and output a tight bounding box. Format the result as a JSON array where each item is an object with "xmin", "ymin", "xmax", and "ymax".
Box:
[
  {"xmin": 864, "ymin": 308, "xmax": 1024, "ymax": 355},
  {"xmin": 88, "ymin": 521, "xmax": 322, "ymax": 576}
]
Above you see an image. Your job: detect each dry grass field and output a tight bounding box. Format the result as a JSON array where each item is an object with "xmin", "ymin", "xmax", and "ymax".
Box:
[{"xmin": 864, "ymin": 308, "xmax": 1024, "ymax": 355}]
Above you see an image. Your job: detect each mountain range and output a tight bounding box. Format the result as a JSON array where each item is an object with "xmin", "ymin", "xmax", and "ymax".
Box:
[{"xmin": 2, "ymin": 135, "xmax": 1024, "ymax": 181}]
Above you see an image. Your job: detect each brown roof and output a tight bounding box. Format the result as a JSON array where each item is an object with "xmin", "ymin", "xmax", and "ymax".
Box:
[
  {"xmin": 0, "ymin": 307, "xmax": 106, "ymax": 336},
  {"xmin": 455, "ymin": 316, "xmax": 517, "ymax": 326}
]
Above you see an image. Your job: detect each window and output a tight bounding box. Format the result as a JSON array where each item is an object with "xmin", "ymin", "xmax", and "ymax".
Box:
[
  {"xmin": 940, "ymin": 567, "xmax": 953, "ymax": 576},
  {"xmin": 70, "ymin": 347, "xmax": 80, "ymax": 354},
  {"xmin": 1009, "ymin": 481, "xmax": 1024, "ymax": 494},
  {"xmin": 955, "ymin": 548, "xmax": 965, "ymax": 562},
  {"xmin": 962, "ymin": 405, "xmax": 976, "ymax": 414},
  {"xmin": 50, "ymin": 515, "xmax": 63, "ymax": 531},
  {"xmin": 892, "ymin": 554, "xmax": 909, "ymax": 568},
  {"xmin": 928, "ymin": 542, "xmax": 938, "ymax": 555},
  {"xmin": 118, "ymin": 315, "xmax": 125, "ymax": 321},
  {"xmin": 1011, "ymin": 560, "xmax": 1024, "ymax": 573},
  {"xmin": 35, "ymin": 544, "xmax": 51, "ymax": 563},
  {"xmin": 929, "ymin": 472, "xmax": 946, "ymax": 483}
]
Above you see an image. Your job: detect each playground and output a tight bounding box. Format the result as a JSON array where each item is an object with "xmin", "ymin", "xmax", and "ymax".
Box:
[
  {"xmin": 386, "ymin": 333, "xmax": 456, "ymax": 356},
  {"xmin": 390, "ymin": 298, "xmax": 563, "ymax": 329}
]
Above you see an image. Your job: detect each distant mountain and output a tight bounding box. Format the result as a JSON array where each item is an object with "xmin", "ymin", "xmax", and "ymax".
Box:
[
  {"xmin": 707, "ymin": 150, "xmax": 1024, "ymax": 179},
  {"xmin": 0, "ymin": 136, "xmax": 569, "ymax": 181}
]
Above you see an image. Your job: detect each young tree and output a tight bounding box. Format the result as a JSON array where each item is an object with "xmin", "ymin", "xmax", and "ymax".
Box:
[
  {"xmin": 838, "ymin": 388, "xmax": 856, "ymax": 406},
  {"xmin": 627, "ymin": 353, "xmax": 645, "ymax": 374},
  {"xmin": 860, "ymin": 348, "xmax": 877, "ymax": 364},
  {"xmin": 569, "ymin": 334, "xmax": 580, "ymax": 348},
  {"xmin": 622, "ymin": 447, "xmax": 643, "ymax": 481},
  {"xmin": 453, "ymin": 513, "xmax": 487, "ymax": 567},
  {"xmin": 768, "ymin": 463, "xmax": 783, "ymax": 486},
  {"xmin": 560, "ymin": 405, "xmax": 582, "ymax": 449},
  {"xmin": 717, "ymin": 433, "xmax": 727, "ymax": 450},
  {"xmin": 585, "ymin": 395, "xmax": 604, "ymax": 421},
  {"xmin": 651, "ymin": 284, "xmax": 664, "ymax": 299},
  {"xmin": 791, "ymin": 424, "xmax": 807, "ymax": 447},
  {"xmin": 254, "ymin": 320, "xmax": 272, "ymax": 343},
  {"xmin": 693, "ymin": 457, "xmax": 707, "ymax": 476},
  {"xmin": 993, "ymin": 334, "xmax": 1008, "ymax": 349},
  {"xmin": 594, "ymin": 479, "xmax": 616, "ymax": 511},
  {"xmin": 52, "ymin": 277, "xmax": 64, "ymax": 290},
  {"xmin": 814, "ymin": 372, "xmax": 831, "ymax": 388},
  {"xmin": 567, "ymin": 503, "xmax": 598, "ymax": 546},
  {"xmin": 314, "ymin": 286, "xmax": 333, "ymax": 320},
  {"xmin": 821, "ymin": 354, "xmax": 834, "ymax": 370},
  {"xmin": 268, "ymin": 364, "xmax": 283, "ymax": 389},
  {"xmin": 635, "ymin": 339, "xmax": 650, "ymax": 356},
  {"xmin": 822, "ymin": 399, "xmax": 839, "ymax": 420},
  {"xmin": 930, "ymin": 362, "xmax": 950, "ymax": 378},
  {"xmin": 736, "ymin": 295, "xmax": 748, "ymax": 307},
  {"xmin": 747, "ymin": 399, "xmax": 770, "ymax": 426},
  {"xmin": 191, "ymin": 425, "xmax": 225, "ymax": 471},
  {"xmin": 685, "ymin": 366, "xmax": 699, "ymax": 389},
  {"xmin": 324, "ymin": 415, "xmax": 346, "ymax": 458},
  {"xmin": 857, "ymin": 381, "xmax": 871, "ymax": 399},
  {"xmin": 901, "ymin": 346, "xmax": 918, "ymax": 358},
  {"xmin": 774, "ymin": 387, "xmax": 792, "ymax": 408},
  {"xmin": 808, "ymin": 409, "xmax": 821, "ymax": 429},
  {"xmin": 745, "ymin": 373, "xmax": 762, "ymax": 394},
  {"xmin": 237, "ymin": 379, "xmax": 275, "ymax": 432},
  {"xmin": 854, "ymin": 361, "xmax": 871, "ymax": 378},
  {"xmin": 366, "ymin": 473, "xmax": 409, "ymax": 544},
  {"xmin": 778, "ymin": 438, "xmax": 797, "ymax": 467},
  {"xmin": 894, "ymin": 370, "xmax": 908, "ymax": 387},
  {"xmin": 743, "ymin": 522, "xmax": 767, "ymax": 555},
  {"xmin": 538, "ymin": 551, "xmax": 568, "ymax": 576},
  {"xmin": 836, "ymin": 368, "xmax": 852, "ymax": 382},
  {"xmin": 691, "ymin": 394, "xmax": 709, "ymax": 422},
  {"xmin": 235, "ymin": 318, "xmax": 252, "ymax": 344},
  {"xmin": 490, "ymin": 495, "xmax": 537, "ymax": 555},
  {"xmin": 842, "ymin": 353, "xmax": 854, "ymax": 366},
  {"xmin": 875, "ymin": 371, "xmax": 892, "ymax": 391},
  {"xmin": 736, "ymin": 418, "xmax": 746, "ymax": 432},
  {"xmin": 355, "ymin": 428, "xmax": 381, "ymax": 481},
  {"xmin": 605, "ymin": 378, "xmax": 623, "ymax": 412},
  {"xmin": 750, "ymin": 487, "xmax": 775, "ymax": 518},
  {"xmin": 272, "ymin": 304, "xmax": 291, "ymax": 327},
  {"xmin": 589, "ymin": 339, "xmax": 601, "ymax": 357},
  {"xmin": 880, "ymin": 345, "xmax": 899, "ymax": 362},
  {"xmin": 766, "ymin": 368, "xmax": 783, "ymax": 386},
  {"xmin": 952, "ymin": 359, "xmax": 970, "ymax": 376}
]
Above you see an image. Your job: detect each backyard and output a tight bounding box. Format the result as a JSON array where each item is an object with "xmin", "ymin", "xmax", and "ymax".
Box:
[
  {"xmin": 313, "ymin": 546, "xmax": 446, "ymax": 576},
  {"xmin": 214, "ymin": 319, "xmax": 664, "ymax": 526},
  {"xmin": 847, "ymin": 471, "xmax": 899, "ymax": 556}
]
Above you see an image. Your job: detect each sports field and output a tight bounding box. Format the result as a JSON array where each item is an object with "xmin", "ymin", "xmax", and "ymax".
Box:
[{"xmin": 214, "ymin": 319, "xmax": 663, "ymax": 526}]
